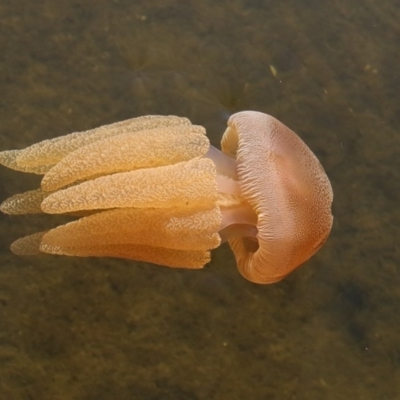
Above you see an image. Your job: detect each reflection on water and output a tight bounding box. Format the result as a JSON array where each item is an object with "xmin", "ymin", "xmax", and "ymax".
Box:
[{"xmin": 0, "ymin": 0, "xmax": 399, "ymax": 399}]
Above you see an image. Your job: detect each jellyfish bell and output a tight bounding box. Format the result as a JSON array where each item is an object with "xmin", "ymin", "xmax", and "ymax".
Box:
[
  {"xmin": 217, "ymin": 111, "xmax": 333, "ymax": 283},
  {"xmin": 0, "ymin": 111, "xmax": 333, "ymax": 284}
]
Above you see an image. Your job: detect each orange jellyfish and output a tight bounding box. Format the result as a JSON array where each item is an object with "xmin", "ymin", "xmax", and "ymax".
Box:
[{"xmin": 0, "ymin": 111, "xmax": 333, "ymax": 283}]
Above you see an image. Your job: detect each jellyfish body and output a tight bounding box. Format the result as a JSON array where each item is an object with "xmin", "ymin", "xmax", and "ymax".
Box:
[{"xmin": 0, "ymin": 111, "xmax": 333, "ymax": 283}]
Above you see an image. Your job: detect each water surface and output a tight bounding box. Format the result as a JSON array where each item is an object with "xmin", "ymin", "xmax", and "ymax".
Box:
[{"xmin": 0, "ymin": 1, "xmax": 399, "ymax": 399}]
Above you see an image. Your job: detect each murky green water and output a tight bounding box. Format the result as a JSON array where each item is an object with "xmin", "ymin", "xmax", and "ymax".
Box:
[{"xmin": 0, "ymin": 1, "xmax": 399, "ymax": 399}]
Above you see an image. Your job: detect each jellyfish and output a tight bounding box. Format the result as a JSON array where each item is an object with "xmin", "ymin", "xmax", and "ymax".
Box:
[{"xmin": 0, "ymin": 111, "xmax": 333, "ymax": 284}]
